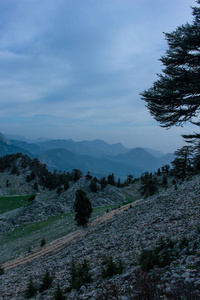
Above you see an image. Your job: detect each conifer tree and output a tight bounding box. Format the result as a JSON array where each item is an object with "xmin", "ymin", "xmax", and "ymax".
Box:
[
  {"xmin": 141, "ymin": 1, "xmax": 200, "ymax": 142},
  {"xmin": 107, "ymin": 173, "xmax": 115, "ymax": 186},
  {"xmin": 24, "ymin": 276, "xmax": 37, "ymax": 299},
  {"xmin": 69, "ymin": 259, "xmax": 91, "ymax": 290},
  {"xmin": 74, "ymin": 189, "xmax": 93, "ymax": 227},
  {"xmin": 171, "ymin": 146, "xmax": 193, "ymax": 179},
  {"xmin": 53, "ymin": 283, "xmax": 66, "ymax": 300},
  {"xmin": 0, "ymin": 264, "xmax": 4, "ymax": 275},
  {"xmin": 39, "ymin": 269, "xmax": 53, "ymax": 292}
]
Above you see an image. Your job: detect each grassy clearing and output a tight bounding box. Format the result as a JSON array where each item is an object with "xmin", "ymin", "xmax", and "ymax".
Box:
[
  {"xmin": 0, "ymin": 204, "xmax": 117, "ymax": 263},
  {"xmin": 0, "ymin": 195, "xmax": 35, "ymax": 214},
  {"xmin": 0, "ymin": 212, "xmax": 77, "ymax": 263},
  {"xmin": 122, "ymin": 191, "xmax": 140, "ymax": 204}
]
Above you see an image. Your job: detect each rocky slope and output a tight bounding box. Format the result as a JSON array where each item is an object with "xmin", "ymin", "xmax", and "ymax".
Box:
[
  {"xmin": 0, "ymin": 173, "xmax": 125, "ymax": 234},
  {"xmin": 0, "ymin": 175, "xmax": 200, "ymax": 299}
]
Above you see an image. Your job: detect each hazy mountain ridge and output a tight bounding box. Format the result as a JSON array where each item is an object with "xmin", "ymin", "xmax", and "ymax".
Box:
[
  {"xmin": 39, "ymin": 148, "xmax": 145, "ymax": 178},
  {"xmin": 0, "ymin": 140, "xmax": 33, "ymax": 158},
  {"xmin": 1, "ymin": 133, "xmax": 174, "ymax": 178}
]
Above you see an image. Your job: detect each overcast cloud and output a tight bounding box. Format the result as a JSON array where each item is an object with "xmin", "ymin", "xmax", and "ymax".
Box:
[{"xmin": 0, "ymin": 0, "xmax": 197, "ymax": 152}]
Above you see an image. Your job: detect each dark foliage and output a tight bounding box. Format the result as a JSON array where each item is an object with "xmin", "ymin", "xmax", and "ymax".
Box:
[
  {"xmin": 85, "ymin": 171, "xmax": 92, "ymax": 180},
  {"xmin": 107, "ymin": 173, "xmax": 115, "ymax": 186},
  {"xmin": 24, "ymin": 276, "xmax": 37, "ymax": 299},
  {"xmin": 0, "ymin": 153, "xmax": 78, "ymax": 191},
  {"xmin": 64, "ymin": 181, "xmax": 69, "ymax": 191},
  {"xmin": 71, "ymin": 169, "xmax": 83, "ymax": 182},
  {"xmin": 56, "ymin": 187, "xmax": 63, "ymax": 196},
  {"xmin": 99, "ymin": 177, "xmax": 107, "ymax": 189},
  {"xmin": 0, "ymin": 265, "xmax": 4, "ymax": 275},
  {"xmin": 40, "ymin": 237, "xmax": 46, "ymax": 247},
  {"xmin": 74, "ymin": 189, "xmax": 93, "ymax": 227},
  {"xmin": 139, "ymin": 172, "xmax": 158, "ymax": 198},
  {"xmin": 11, "ymin": 165, "xmax": 19, "ymax": 175},
  {"xmin": 39, "ymin": 269, "xmax": 53, "ymax": 292},
  {"xmin": 90, "ymin": 177, "xmax": 98, "ymax": 192},
  {"xmin": 134, "ymin": 269, "xmax": 165, "ymax": 300},
  {"xmin": 139, "ymin": 237, "xmax": 176, "ymax": 271},
  {"xmin": 53, "ymin": 283, "xmax": 66, "ymax": 300},
  {"xmin": 162, "ymin": 174, "xmax": 168, "ymax": 186},
  {"xmin": 140, "ymin": 2, "xmax": 200, "ymax": 140},
  {"xmin": 28, "ymin": 194, "xmax": 36, "ymax": 202},
  {"xmin": 171, "ymin": 146, "xmax": 193, "ymax": 179},
  {"xmin": 101, "ymin": 256, "xmax": 123, "ymax": 278},
  {"xmin": 33, "ymin": 182, "xmax": 39, "ymax": 191},
  {"xmin": 69, "ymin": 259, "xmax": 91, "ymax": 291}
]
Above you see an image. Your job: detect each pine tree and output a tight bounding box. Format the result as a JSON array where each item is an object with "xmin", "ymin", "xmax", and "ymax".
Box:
[
  {"xmin": 171, "ymin": 146, "xmax": 193, "ymax": 179},
  {"xmin": 71, "ymin": 169, "xmax": 83, "ymax": 182},
  {"xmin": 40, "ymin": 237, "xmax": 46, "ymax": 247},
  {"xmin": 53, "ymin": 283, "xmax": 66, "ymax": 300},
  {"xmin": 100, "ymin": 177, "xmax": 107, "ymax": 189},
  {"xmin": 0, "ymin": 264, "xmax": 4, "ymax": 275},
  {"xmin": 69, "ymin": 259, "xmax": 91, "ymax": 290},
  {"xmin": 39, "ymin": 269, "xmax": 53, "ymax": 292},
  {"xmin": 141, "ymin": 1, "xmax": 200, "ymax": 141},
  {"xmin": 24, "ymin": 276, "xmax": 37, "ymax": 298},
  {"xmin": 90, "ymin": 177, "xmax": 98, "ymax": 192},
  {"xmin": 74, "ymin": 189, "xmax": 93, "ymax": 227},
  {"xmin": 107, "ymin": 173, "xmax": 115, "ymax": 186}
]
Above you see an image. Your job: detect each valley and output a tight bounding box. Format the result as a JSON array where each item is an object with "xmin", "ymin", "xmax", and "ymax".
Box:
[
  {"xmin": 0, "ymin": 133, "xmax": 200, "ymax": 299},
  {"xmin": 1, "ymin": 132, "xmax": 174, "ymax": 179}
]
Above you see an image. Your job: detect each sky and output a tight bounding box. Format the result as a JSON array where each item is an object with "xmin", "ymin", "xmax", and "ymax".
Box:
[{"xmin": 0, "ymin": 0, "xmax": 198, "ymax": 153}]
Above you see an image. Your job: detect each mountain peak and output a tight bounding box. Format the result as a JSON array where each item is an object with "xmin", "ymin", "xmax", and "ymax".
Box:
[{"xmin": 0, "ymin": 132, "xmax": 11, "ymax": 145}]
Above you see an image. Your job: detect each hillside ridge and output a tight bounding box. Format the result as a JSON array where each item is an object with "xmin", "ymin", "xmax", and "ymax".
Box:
[
  {"xmin": 1, "ymin": 132, "xmax": 174, "ymax": 178},
  {"xmin": 1, "ymin": 174, "xmax": 200, "ymax": 299}
]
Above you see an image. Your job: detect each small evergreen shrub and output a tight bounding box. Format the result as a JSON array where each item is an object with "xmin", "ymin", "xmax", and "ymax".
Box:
[
  {"xmin": 53, "ymin": 283, "xmax": 66, "ymax": 300},
  {"xmin": 26, "ymin": 175, "xmax": 31, "ymax": 183},
  {"xmin": 179, "ymin": 236, "xmax": 189, "ymax": 250},
  {"xmin": 56, "ymin": 187, "xmax": 63, "ymax": 196},
  {"xmin": 90, "ymin": 179, "xmax": 98, "ymax": 192},
  {"xmin": 33, "ymin": 182, "xmax": 39, "ymax": 191},
  {"xmin": 101, "ymin": 256, "xmax": 123, "ymax": 278},
  {"xmin": 69, "ymin": 259, "xmax": 91, "ymax": 291},
  {"xmin": 139, "ymin": 172, "xmax": 158, "ymax": 198},
  {"xmin": 6, "ymin": 179, "xmax": 10, "ymax": 187},
  {"xmin": 40, "ymin": 237, "xmax": 46, "ymax": 247},
  {"xmin": 139, "ymin": 237, "xmax": 176, "ymax": 271},
  {"xmin": 134, "ymin": 269, "xmax": 165, "ymax": 299},
  {"xmin": 162, "ymin": 175, "xmax": 168, "ymax": 186},
  {"xmin": 64, "ymin": 181, "xmax": 69, "ymax": 191},
  {"xmin": 0, "ymin": 264, "xmax": 4, "ymax": 275},
  {"xmin": 39, "ymin": 269, "xmax": 53, "ymax": 292},
  {"xmin": 24, "ymin": 276, "xmax": 37, "ymax": 299},
  {"xmin": 11, "ymin": 165, "xmax": 19, "ymax": 175},
  {"xmin": 28, "ymin": 194, "xmax": 36, "ymax": 202}
]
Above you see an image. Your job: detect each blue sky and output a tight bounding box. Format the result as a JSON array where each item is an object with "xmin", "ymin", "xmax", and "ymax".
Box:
[{"xmin": 0, "ymin": 0, "xmax": 197, "ymax": 152}]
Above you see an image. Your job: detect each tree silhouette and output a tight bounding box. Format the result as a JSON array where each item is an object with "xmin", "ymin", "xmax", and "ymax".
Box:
[
  {"xmin": 141, "ymin": 1, "xmax": 200, "ymax": 141},
  {"xmin": 74, "ymin": 189, "xmax": 93, "ymax": 227}
]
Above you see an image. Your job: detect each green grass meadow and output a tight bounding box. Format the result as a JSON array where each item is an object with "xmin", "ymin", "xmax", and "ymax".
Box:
[
  {"xmin": 0, "ymin": 193, "xmax": 136, "ymax": 263},
  {"xmin": 0, "ymin": 195, "xmax": 35, "ymax": 214}
]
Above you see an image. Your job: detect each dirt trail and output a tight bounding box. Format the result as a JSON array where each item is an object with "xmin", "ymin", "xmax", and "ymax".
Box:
[{"xmin": 2, "ymin": 199, "xmax": 143, "ymax": 271}]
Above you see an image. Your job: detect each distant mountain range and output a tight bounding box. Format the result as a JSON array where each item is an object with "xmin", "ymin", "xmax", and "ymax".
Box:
[{"xmin": 1, "ymin": 133, "xmax": 174, "ymax": 179}]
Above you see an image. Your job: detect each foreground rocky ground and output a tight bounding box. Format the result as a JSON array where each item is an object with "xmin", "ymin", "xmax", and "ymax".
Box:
[{"xmin": 1, "ymin": 175, "xmax": 200, "ymax": 299}]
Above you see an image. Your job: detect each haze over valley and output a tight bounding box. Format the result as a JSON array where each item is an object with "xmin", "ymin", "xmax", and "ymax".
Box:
[{"xmin": 1, "ymin": 132, "xmax": 174, "ymax": 179}]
